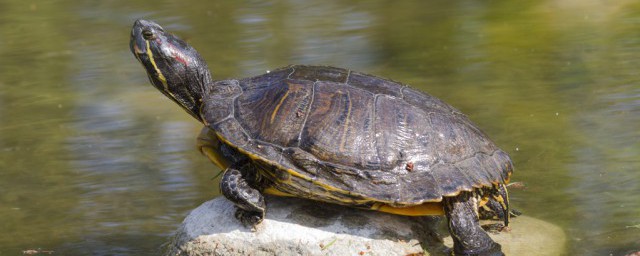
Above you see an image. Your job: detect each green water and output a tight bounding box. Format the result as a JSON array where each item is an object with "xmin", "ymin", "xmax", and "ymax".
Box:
[{"xmin": 1, "ymin": 1, "xmax": 638, "ymax": 255}]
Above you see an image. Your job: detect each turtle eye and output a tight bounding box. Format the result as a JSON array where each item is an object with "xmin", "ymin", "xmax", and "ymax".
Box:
[{"xmin": 142, "ymin": 29, "xmax": 155, "ymax": 40}]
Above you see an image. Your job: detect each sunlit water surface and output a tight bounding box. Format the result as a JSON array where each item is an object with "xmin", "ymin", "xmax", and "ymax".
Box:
[{"xmin": 0, "ymin": 1, "xmax": 638, "ymax": 255}]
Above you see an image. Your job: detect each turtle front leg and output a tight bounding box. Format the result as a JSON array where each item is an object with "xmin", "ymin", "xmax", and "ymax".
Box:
[
  {"xmin": 220, "ymin": 162, "xmax": 266, "ymax": 229},
  {"xmin": 444, "ymin": 192, "xmax": 503, "ymax": 256}
]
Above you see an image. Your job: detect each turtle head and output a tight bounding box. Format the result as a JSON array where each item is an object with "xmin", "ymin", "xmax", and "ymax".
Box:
[{"xmin": 130, "ymin": 19, "xmax": 211, "ymax": 121}]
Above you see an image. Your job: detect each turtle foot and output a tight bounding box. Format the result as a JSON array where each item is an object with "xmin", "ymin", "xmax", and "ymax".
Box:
[
  {"xmin": 481, "ymin": 223, "xmax": 510, "ymax": 234},
  {"xmin": 235, "ymin": 208, "xmax": 264, "ymax": 230},
  {"xmin": 453, "ymin": 242, "xmax": 504, "ymax": 256}
]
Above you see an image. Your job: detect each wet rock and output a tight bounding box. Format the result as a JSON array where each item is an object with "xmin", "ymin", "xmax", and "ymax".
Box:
[{"xmin": 165, "ymin": 196, "xmax": 565, "ymax": 256}]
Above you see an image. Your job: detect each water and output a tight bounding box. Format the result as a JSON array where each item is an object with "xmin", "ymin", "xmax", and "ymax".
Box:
[{"xmin": 1, "ymin": 1, "xmax": 638, "ymax": 255}]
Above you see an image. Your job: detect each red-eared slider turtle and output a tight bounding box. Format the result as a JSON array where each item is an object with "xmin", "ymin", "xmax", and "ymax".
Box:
[{"xmin": 130, "ymin": 19, "xmax": 513, "ymax": 256}]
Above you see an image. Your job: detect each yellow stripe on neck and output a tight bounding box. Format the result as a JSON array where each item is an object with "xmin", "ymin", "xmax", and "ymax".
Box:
[{"xmin": 145, "ymin": 40, "xmax": 169, "ymax": 91}]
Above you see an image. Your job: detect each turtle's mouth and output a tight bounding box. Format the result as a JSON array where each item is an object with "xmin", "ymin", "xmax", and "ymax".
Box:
[{"xmin": 130, "ymin": 37, "xmax": 145, "ymax": 56}]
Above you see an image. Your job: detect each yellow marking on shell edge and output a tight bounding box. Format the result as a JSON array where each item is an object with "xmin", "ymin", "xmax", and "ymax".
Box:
[
  {"xmin": 264, "ymin": 187, "xmax": 295, "ymax": 197},
  {"xmin": 282, "ymin": 167, "xmax": 371, "ymax": 204},
  {"xmin": 199, "ymin": 145, "xmax": 230, "ymax": 170},
  {"xmin": 197, "ymin": 128, "xmax": 231, "ymax": 170},
  {"xmin": 259, "ymin": 168, "xmax": 367, "ymax": 204},
  {"xmin": 211, "ymin": 130, "xmax": 470, "ymax": 205},
  {"xmin": 197, "ymin": 128, "xmax": 444, "ymax": 207},
  {"xmin": 270, "ymin": 89, "xmax": 291, "ymax": 124},
  {"xmin": 372, "ymin": 202, "xmax": 445, "ymax": 216},
  {"xmin": 214, "ymin": 131, "xmax": 375, "ymax": 204},
  {"xmin": 339, "ymin": 90, "xmax": 352, "ymax": 152}
]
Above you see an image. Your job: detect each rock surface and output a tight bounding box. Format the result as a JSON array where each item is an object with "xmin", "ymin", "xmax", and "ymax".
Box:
[{"xmin": 166, "ymin": 196, "xmax": 565, "ymax": 256}]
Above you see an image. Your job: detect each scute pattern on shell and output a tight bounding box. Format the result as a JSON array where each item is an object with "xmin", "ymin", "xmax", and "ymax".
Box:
[{"xmin": 203, "ymin": 65, "xmax": 512, "ymax": 205}]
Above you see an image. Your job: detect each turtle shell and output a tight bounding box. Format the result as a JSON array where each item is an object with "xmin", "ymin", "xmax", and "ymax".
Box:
[{"xmin": 200, "ymin": 65, "xmax": 512, "ymax": 207}]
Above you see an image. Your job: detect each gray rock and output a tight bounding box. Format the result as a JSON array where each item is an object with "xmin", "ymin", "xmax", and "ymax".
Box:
[{"xmin": 166, "ymin": 196, "xmax": 565, "ymax": 256}]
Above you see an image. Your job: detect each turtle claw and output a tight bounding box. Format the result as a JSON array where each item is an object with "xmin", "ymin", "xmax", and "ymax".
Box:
[
  {"xmin": 509, "ymin": 208, "xmax": 522, "ymax": 217},
  {"xmin": 482, "ymin": 223, "xmax": 510, "ymax": 234},
  {"xmin": 235, "ymin": 208, "xmax": 264, "ymax": 230},
  {"xmin": 221, "ymin": 163, "xmax": 267, "ymax": 231}
]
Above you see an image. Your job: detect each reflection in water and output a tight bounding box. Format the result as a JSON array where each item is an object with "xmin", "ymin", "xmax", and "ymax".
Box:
[
  {"xmin": 569, "ymin": 71, "xmax": 640, "ymax": 255},
  {"xmin": 235, "ymin": 1, "xmax": 375, "ymax": 75},
  {"xmin": 0, "ymin": 0, "xmax": 639, "ymax": 255},
  {"xmin": 65, "ymin": 99, "xmax": 199, "ymax": 254}
]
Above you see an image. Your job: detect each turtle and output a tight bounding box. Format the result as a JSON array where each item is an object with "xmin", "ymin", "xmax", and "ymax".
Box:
[{"xmin": 130, "ymin": 19, "xmax": 514, "ymax": 256}]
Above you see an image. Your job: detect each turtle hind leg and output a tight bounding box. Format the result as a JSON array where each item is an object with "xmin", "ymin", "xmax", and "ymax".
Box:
[
  {"xmin": 479, "ymin": 184, "xmax": 520, "ymax": 232},
  {"xmin": 220, "ymin": 162, "xmax": 266, "ymax": 229},
  {"xmin": 444, "ymin": 192, "xmax": 504, "ymax": 256},
  {"xmin": 479, "ymin": 184, "xmax": 522, "ymax": 222}
]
